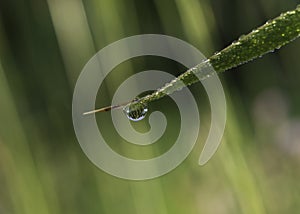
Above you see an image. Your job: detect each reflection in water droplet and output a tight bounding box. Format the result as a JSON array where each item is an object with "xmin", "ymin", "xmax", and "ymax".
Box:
[{"xmin": 123, "ymin": 101, "xmax": 148, "ymax": 121}]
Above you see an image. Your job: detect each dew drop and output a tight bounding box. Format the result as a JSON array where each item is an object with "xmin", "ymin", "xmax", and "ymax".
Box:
[
  {"xmin": 239, "ymin": 34, "xmax": 246, "ymax": 40},
  {"xmin": 231, "ymin": 40, "xmax": 242, "ymax": 46},
  {"xmin": 123, "ymin": 101, "xmax": 148, "ymax": 121}
]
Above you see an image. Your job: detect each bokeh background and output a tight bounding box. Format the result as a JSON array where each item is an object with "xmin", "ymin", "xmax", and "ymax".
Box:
[{"xmin": 1, "ymin": 0, "xmax": 300, "ymax": 213}]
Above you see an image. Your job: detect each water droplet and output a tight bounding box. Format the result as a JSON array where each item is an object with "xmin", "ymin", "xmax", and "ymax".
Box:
[
  {"xmin": 123, "ymin": 101, "xmax": 148, "ymax": 121},
  {"xmin": 231, "ymin": 39, "xmax": 241, "ymax": 45},
  {"xmin": 239, "ymin": 34, "xmax": 246, "ymax": 40},
  {"xmin": 287, "ymin": 10, "xmax": 296, "ymax": 15}
]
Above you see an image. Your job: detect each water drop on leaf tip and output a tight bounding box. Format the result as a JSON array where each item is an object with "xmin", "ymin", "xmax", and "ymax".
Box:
[{"xmin": 123, "ymin": 102, "xmax": 148, "ymax": 122}]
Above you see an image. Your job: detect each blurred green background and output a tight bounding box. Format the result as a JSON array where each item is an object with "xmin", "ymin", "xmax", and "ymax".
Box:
[{"xmin": 1, "ymin": 0, "xmax": 300, "ymax": 213}]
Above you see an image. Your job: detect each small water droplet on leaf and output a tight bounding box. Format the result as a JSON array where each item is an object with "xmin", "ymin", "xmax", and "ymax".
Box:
[
  {"xmin": 239, "ymin": 34, "xmax": 246, "ymax": 40},
  {"xmin": 123, "ymin": 102, "xmax": 148, "ymax": 121}
]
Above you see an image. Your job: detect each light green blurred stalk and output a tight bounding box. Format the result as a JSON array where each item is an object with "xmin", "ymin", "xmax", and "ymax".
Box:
[{"xmin": 0, "ymin": 61, "xmax": 51, "ymax": 214}]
